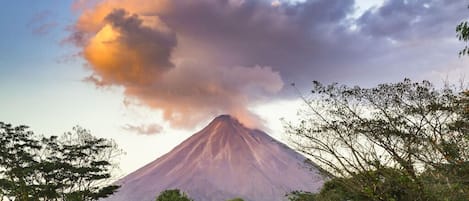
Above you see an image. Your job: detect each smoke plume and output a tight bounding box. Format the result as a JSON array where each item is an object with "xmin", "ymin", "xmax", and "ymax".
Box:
[{"xmin": 71, "ymin": 1, "xmax": 284, "ymax": 128}]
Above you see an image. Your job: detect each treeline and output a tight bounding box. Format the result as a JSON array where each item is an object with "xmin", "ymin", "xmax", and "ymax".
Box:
[
  {"xmin": 285, "ymin": 79, "xmax": 469, "ymax": 201},
  {"xmin": 0, "ymin": 124, "xmax": 123, "ymax": 201}
]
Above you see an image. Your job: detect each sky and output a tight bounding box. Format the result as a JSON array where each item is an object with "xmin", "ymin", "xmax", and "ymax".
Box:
[{"xmin": 0, "ymin": 0, "xmax": 468, "ymax": 175}]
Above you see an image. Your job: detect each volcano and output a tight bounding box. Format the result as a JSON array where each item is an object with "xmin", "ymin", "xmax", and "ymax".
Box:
[{"xmin": 106, "ymin": 115, "xmax": 324, "ymax": 201}]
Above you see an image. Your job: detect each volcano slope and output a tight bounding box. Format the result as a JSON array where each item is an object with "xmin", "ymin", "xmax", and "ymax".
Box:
[{"xmin": 105, "ymin": 115, "xmax": 324, "ymax": 201}]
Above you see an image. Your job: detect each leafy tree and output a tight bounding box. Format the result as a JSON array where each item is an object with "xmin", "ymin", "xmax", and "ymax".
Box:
[
  {"xmin": 0, "ymin": 123, "xmax": 41, "ymax": 201},
  {"xmin": 286, "ymin": 79, "xmax": 469, "ymax": 201},
  {"xmin": 0, "ymin": 123, "xmax": 123, "ymax": 201},
  {"xmin": 41, "ymin": 126, "xmax": 123, "ymax": 201},
  {"xmin": 226, "ymin": 198, "xmax": 244, "ymax": 201},
  {"xmin": 289, "ymin": 168, "xmax": 426, "ymax": 201},
  {"xmin": 287, "ymin": 191, "xmax": 317, "ymax": 201},
  {"xmin": 155, "ymin": 189, "xmax": 193, "ymax": 201},
  {"xmin": 457, "ymin": 6, "xmax": 469, "ymax": 56}
]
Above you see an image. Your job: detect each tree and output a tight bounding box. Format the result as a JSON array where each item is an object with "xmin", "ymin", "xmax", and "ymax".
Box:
[
  {"xmin": 0, "ymin": 123, "xmax": 42, "ymax": 201},
  {"xmin": 155, "ymin": 189, "xmax": 193, "ymax": 201},
  {"xmin": 287, "ymin": 191, "xmax": 317, "ymax": 201},
  {"xmin": 226, "ymin": 198, "xmax": 244, "ymax": 201},
  {"xmin": 290, "ymin": 168, "xmax": 423, "ymax": 201},
  {"xmin": 41, "ymin": 126, "xmax": 123, "ymax": 201},
  {"xmin": 0, "ymin": 123, "xmax": 123, "ymax": 201},
  {"xmin": 457, "ymin": 5, "xmax": 469, "ymax": 56},
  {"xmin": 285, "ymin": 79, "xmax": 469, "ymax": 200}
]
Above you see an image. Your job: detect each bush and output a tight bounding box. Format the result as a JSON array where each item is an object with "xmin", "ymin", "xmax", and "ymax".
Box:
[
  {"xmin": 226, "ymin": 198, "xmax": 244, "ymax": 201},
  {"xmin": 156, "ymin": 189, "xmax": 193, "ymax": 201}
]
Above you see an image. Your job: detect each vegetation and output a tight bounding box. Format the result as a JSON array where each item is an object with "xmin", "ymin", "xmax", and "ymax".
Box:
[
  {"xmin": 155, "ymin": 189, "xmax": 193, "ymax": 201},
  {"xmin": 0, "ymin": 123, "xmax": 123, "ymax": 201},
  {"xmin": 226, "ymin": 198, "xmax": 244, "ymax": 201},
  {"xmin": 457, "ymin": 5, "xmax": 469, "ymax": 56},
  {"xmin": 286, "ymin": 79, "xmax": 469, "ymax": 201},
  {"xmin": 154, "ymin": 189, "xmax": 246, "ymax": 201},
  {"xmin": 287, "ymin": 191, "xmax": 316, "ymax": 201}
]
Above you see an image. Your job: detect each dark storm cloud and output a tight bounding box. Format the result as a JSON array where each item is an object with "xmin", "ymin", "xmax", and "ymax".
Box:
[
  {"xmin": 350, "ymin": 0, "xmax": 469, "ymax": 85},
  {"xmin": 157, "ymin": 0, "xmax": 468, "ymax": 86},
  {"xmin": 358, "ymin": 0, "xmax": 467, "ymax": 40},
  {"xmin": 160, "ymin": 0, "xmax": 357, "ymax": 82}
]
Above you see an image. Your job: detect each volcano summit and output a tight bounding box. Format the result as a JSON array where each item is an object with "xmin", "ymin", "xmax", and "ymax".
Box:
[{"xmin": 105, "ymin": 115, "xmax": 324, "ymax": 201}]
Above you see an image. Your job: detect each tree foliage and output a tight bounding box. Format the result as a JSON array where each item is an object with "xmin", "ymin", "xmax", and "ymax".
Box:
[
  {"xmin": 286, "ymin": 79, "xmax": 469, "ymax": 201},
  {"xmin": 155, "ymin": 189, "xmax": 193, "ymax": 201},
  {"xmin": 0, "ymin": 124, "xmax": 41, "ymax": 201},
  {"xmin": 287, "ymin": 191, "xmax": 316, "ymax": 201},
  {"xmin": 0, "ymin": 123, "xmax": 123, "ymax": 201},
  {"xmin": 457, "ymin": 6, "xmax": 469, "ymax": 56},
  {"xmin": 225, "ymin": 198, "xmax": 245, "ymax": 201}
]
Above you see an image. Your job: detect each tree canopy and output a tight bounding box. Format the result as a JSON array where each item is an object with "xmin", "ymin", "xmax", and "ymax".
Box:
[
  {"xmin": 155, "ymin": 189, "xmax": 193, "ymax": 201},
  {"xmin": 0, "ymin": 123, "xmax": 123, "ymax": 201},
  {"xmin": 154, "ymin": 189, "xmax": 246, "ymax": 201},
  {"xmin": 286, "ymin": 79, "xmax": 469, "ymax": 201},
  {"xmin": 457, "ymin": 5, "xmax": 469, "ymax": 56},
  {"xmin": 225, "ymin": 198, "xmax": 244, "ymax": 201}
]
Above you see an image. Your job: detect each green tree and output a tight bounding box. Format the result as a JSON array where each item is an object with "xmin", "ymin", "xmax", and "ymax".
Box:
[
  {"xmin": 287, "ymin": 191, "xmax": 317, "ymax": 201},
  {"xmin": 0, "ymin": 123, "xmax": 41, "ymax": 201},
  {"xmin": 286, "ymin": 79, "xmax": 469, "ymax": 201},
  {"xmin": 155, "ymin": 189, "xmax": 193, "ymax": 201},
  {"xmin": 0, "ymin": 123, "xmax": 123, "ymax": 201},
  {"xmin": 226, "ymin": 198, "xmax": 244, "ymax": 201},
  {"xmin": 457, "ymin": 5, "xmax": 469, "ymax": 56},
  {"xmin": 42, "ymin": 126, "xmax": 123, "ymax": 201}
]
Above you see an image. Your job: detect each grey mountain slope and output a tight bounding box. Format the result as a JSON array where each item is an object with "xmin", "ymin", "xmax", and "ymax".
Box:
[{"xmin": 105, "ymin": 115, "xmax": 324, "ymax": 201}]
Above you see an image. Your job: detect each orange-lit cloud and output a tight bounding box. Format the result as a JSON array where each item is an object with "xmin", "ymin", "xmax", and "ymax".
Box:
[
  {"xmin": 72, "ymin": 2, "xmax": 283, "ymax": 129},
  {"xmin": 84, "ymin": 9, "xmax": 176, "ymax": 86}
]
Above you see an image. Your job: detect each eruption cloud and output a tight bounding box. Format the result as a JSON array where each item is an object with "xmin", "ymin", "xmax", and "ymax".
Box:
[
  {"xmin": 71, "ymin": 1, "xmax": 284, "ymax": 129},
  {"xmin": 70, "ymin": 0, "xmax": 468, "ymax": 129}
]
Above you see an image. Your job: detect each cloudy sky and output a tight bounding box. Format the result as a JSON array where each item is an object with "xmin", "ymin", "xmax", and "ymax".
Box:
[{"xmin": 1, "ymin": 0, "xmax": 468, "ymax": 174}]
